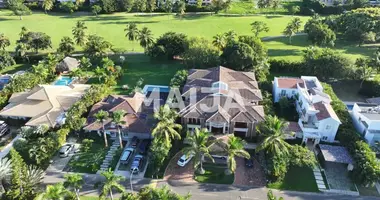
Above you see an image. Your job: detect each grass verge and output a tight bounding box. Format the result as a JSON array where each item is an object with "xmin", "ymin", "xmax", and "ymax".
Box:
[{"xmin": 268, "ymin": 166, "xmax": 319, "ymax": 192}]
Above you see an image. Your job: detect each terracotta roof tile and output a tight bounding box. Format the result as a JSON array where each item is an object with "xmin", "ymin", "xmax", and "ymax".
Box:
[{"xmin": 277, "ymin": 78, "xmax": 303, "ymax": 89}]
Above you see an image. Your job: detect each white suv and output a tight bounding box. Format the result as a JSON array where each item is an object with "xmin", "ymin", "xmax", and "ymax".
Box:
[{"xmin": 177, "ymin": 154, "xmax": 194, "ymax": 167}]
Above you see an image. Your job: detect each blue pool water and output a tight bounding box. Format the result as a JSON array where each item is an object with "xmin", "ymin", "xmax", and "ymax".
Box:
[
  {"xmin": 54, "ymin": 76, "xmax": 73, "ymax": 86},
  {"xmin": 346, "ymin": 105, "xmax": 354, "ymax": 111},
  {"xmin": 143, "ymin": 85, "xmax": 170, "ymax": 93}
]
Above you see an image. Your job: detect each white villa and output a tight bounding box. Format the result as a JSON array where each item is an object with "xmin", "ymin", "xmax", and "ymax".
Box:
[
  {"xmin": 351, "ymin": 103, "xmax": 380, "ymax": 146},
  {"xmin": 273, "ymin": 76, "xmax": 341, "ymax": 145}
]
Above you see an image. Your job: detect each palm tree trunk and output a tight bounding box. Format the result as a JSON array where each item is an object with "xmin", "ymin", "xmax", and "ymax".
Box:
[
  {"xmin": 199, "ymin": 154, "xmax": 205, "ymax": 174},
  {"xmin": 75, "ymin": 189, "xmax": 80, "ymax": 200},
  {"xmin": 109, "ymin": 190, "xmax": 114, "ymax": 200},
  {"xmin": 102, "ymin": 123, "xmax": 108, "ymax": 148},
  {"xmin": 118, "ymin": 128, "xmax": 123, "ymax": 148},
  {"xmin": 360, "ymin": 79, "xmax": 365, "ymax": 88}
]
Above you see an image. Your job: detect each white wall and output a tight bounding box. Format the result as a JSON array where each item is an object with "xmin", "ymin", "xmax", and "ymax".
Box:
[
  {"xmin": 273, "ymin": 78, "xmax": 298, "ymax": 103},
  {"xmin": 318, "ymin": 118, "xmax": 340, "ymax": 142}
]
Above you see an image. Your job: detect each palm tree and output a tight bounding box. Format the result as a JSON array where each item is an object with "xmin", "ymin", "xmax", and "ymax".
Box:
[
  {"xmin": 291, "ymin": 17, "xmax": 302, "ymax": 33},
  {"xmin": 224, "ymin": 135, "xmax": 250, "ymax": 174},
  {"xmin": 256, "ymin": 115, "xmax": 292, "ymax": 156},
  {"xmin": 138, "ymin": 27, "xmax": 154, "ymax": 50},
  {"xmin": 24, "ymin": 165, "xmax": 44, "ymax": 195},
  {"xmin": 125, "ymin": 23, "xmax": 139, "ymax": 51},
  {"xmin": 224, "ymin": 30, "xmax": 236, "ymax": 44},
  {"xmin": 182, "ymin": 128, "xmax": 217, "ymax": 174},
  {"xmin": 0, "ymin": 158, "xmax": 11, "ymax": 193},
  {"xmin": 63, "ymin": 173, "xmax": 83, "ymax": 200},
  {"xmin": 283, "ymin": 23, "xmax": 295, "ymax": 44},
  {"xmin": 96, "ymin": 169, "xmax": 126, "ymax": 200},
  {"xmin": 212, "ymin": 33, "xmax": 226, "ymax": 51},
  {"xmin": 152, "ymin": 104, "xmax": 182, "ymax": 147},
  {"xmin": 94, "ymin": 110, "xmax": 110, "ymax": 148},
  {"xmin": 35, "ymin": 183, "xmax": 72, "ymax": 200},
  {"xmin": 111, "ymin": 110, "xmax": 127, "ymax": 148},
  {"xmin": 42, "ymin": 0, "xmax": 54, "ymax": 14},
  {"xmin": 72, "ymin": 21, "xmax": 87, "ymax": 46}
]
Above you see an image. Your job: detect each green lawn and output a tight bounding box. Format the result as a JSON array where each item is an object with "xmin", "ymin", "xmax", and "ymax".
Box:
[
  {"xmin": 268, "ymin": 166, "xmax": 319, "ymax": 192},
  {"xmin": 65, "ymin": 139, "xmax": 109, "ymax": 174},
  {"xmin": 264, "ymin": 35, "xmax": 378, "ymax": 61},
  {"xmin": 194, "ymin": 163, "xmax": 234, "ymax": 184}
]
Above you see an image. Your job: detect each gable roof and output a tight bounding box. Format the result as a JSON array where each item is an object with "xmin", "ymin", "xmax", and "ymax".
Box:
[
  {"xmin": 313, "ymin": 101, "xmax": 341, "ymax": 123},
  {"xmin": 56, "ymin": 57, "xmax": 80, "ymax": 73},
  {"xmin": 0, "ymin": 84, "xmax": 90, "ymax": 127},
  {"xmin": 83, "ymin": 93, "xmax": 152, "ymax": 134},
  {"xmin": 180, "ymin": 66, "xmax": 265, "ymax": 124}
]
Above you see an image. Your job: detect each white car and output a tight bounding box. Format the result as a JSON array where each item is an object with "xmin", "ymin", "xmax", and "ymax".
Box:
[
  {"xmin": 59, "ymin": 144, "xmax": 74, "ymax": 158},
  {"xmin": 120, "ymin": 148, "xmax": 134, "ymax": 164},
  {"xmin": 177, "ymin": 154, "xmax": 194, "ymax": 167}
]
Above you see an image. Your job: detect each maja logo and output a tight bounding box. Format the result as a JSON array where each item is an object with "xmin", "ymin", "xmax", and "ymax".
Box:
[{"xmin": 143, "ymin": 87, "xmax": 248, "ymax": 113}]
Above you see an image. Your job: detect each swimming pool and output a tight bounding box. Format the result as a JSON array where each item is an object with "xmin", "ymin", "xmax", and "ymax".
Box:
[
  {"xmin": 142, "ymin": 85, "xmax": 170, "ymax": 93},
  {"xmin": 54, "ymin": 76, "xmax": 73, "ymax": 86},
  {"xmin": 346, "ymin": 105, "xmax": 354, "ymax": 111}
]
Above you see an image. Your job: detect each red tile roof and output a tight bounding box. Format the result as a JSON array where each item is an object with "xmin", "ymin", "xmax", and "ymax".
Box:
[
  {"xmin": 314, "ymin": 101, "xmax": 340, "ymax": 122},
  {"xmin": 277, "ymin": 78, "xmax": 303, "ymax": 89}
]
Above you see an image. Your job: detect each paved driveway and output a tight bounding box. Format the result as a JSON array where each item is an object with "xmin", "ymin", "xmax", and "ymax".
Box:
[
  {"xmin": 233, "ymin": 157, "xmax": 266, "ymax": 187},
  {"xmin": 164, "ymin": 152, "xmax": 195, "ymax": 182}
]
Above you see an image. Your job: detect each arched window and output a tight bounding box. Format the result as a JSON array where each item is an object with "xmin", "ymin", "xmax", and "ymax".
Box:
[{"xmin": 212, "ymin": 81, "xmax": 228, "ymax": 91}]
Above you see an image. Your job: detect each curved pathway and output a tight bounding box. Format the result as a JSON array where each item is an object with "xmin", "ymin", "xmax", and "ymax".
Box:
[{"xmin": 164, "ymin": 151, "xmax": 196, "ymax": 183}]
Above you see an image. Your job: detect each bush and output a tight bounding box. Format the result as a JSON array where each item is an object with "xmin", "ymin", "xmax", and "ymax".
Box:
[
  {"xmin": 359, "ymin": 80, "xmax": 380, "ymax": 97},
  {"xmin": 59, "ymin": 1, "xmax": 78, "ymax": 13},
  {"xmin": 0, "ymin": 51, "xmax": 16, "ymax": 70},
  {"xmin": 81, "ymin": 139, "xmax": 94, "ymax": 152},
  {"xmin": 269, "ymin": 59, "xmax": 303, "ymax": 74},
  {"xmin": 149, "ymin": 32, "xmax": 189, "ymax": 60}
]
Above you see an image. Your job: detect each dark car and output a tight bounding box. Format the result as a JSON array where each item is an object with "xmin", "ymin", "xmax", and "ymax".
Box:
[
  {"xmin": 131, "ymin": 136, "xmax": 140, "ymax": 148},
  {"xmin": 130, "ymin": 154, "xmax": 144, "ymax": 174},
  {"xmin": 245, "ymin": 158, "xmax": 254, "ymax": 168},
  {"xmin": 138, "ymin": 140, "xmax": 151, "ymax": 154}
]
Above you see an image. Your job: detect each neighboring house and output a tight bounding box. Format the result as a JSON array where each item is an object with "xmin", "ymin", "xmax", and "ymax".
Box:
[
  {"xmin": 56, "ymin": 57, "xmax": 80, "ymax": 74},
  {"xmin": 273, "ymin": 76, "xmax": 341, "ymax": 145},
  {"xmin": 187, "ymin": 0, "xmax": 212, "ymax": 5},
  {"xmin": 179, "ymin": 66, "xmax": 265, "ymax": 138},
  {"xmin": 367, "ymin": 97, "xmax": 380, "ymax": 105},
  {"xmin": 0, "ymin": 75, "xmax": 12, "ymax": 90},
  {"xmin": 351, "ymin": 103, "xmax": 380, "ymax": 146},
  {"xmin": 83, "ymin": 93, "xmax": 153, "ymax": 140},
  {"xmin": 0, "ymin": 84, "xmax": 90, "ymax": 127}
]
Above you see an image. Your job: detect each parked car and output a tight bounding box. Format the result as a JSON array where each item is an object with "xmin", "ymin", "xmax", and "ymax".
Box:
[
  {"xmin": 120, "ymin": 148, "xmax": 134, "ymax": 164},
  {"xmin": 138, "ymin": 139, "xmax": 151, "ymax": 154},
  {"xmin": 130, "ymin": 154, "xmax": 144, "ymax": 174},
  {"xmin": 59, "ymin": 144, "xmax": 74, "ymax": 157},
  {"xmin": 177, "ymin": 154, "xmax": 194, "ymax": 167},
  {"xmin": 0, "ymin": 121, "xmax": 10, "ymax": 137},
  {"xmin": 131, "ymin": 136, "xmax": 140, "ymax": 148},
  {"xmin": 212, "ymin": 155, "xmax": 227, "ymax": 160},
  {"xmin": 245, "ymin": 158, "xmax": 254, "ymax": 168}
]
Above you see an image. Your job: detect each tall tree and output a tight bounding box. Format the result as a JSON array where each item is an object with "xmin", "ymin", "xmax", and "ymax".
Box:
[
  {"xmin": 250, "ymin": 21, "xmax": 269, "ymax": 37},
  {"xmin": 304, "ymin": 19, "xmax": 336, "ymax": 47},
  {"xmin": 20, "ymin": 32, "xmax": 52, "ymax": 53},
  {"xmin": 96, "ymin": 169, "xmax": 126, "ymax": 200},
  {"xmin": 138, "ymin": 27, "xmax": 154, "ymax": 50},
  {"xmin": 0, "ymin": 33, "xmax": 10, "ymax": 50},
  {"xmin": 224, "ymin": 30, "xmax": 236, "ymax": 44},
  {"xmin": 163, "ymin": 0, "xmax": 173, "ymax": 17},
  {"xmin": 91, "ymin": 5, "xmax": 102, "ymax": 16},
  {"xmin": 152, "ymin": 104, "xmax": 182, "ymax": 147},
  {"xmin": 182, "ymin": 37, "xmax": 220, "ymax": 68},
  {"xmin": 72, "ymin": 21, "xmax": 88, "ymax": 46},
  {"xmin": 57, "ymin": 36, "xmax": 75, "ymax": 56},
  {"xmin": 283, "ymin": 23, "xmax": 295, "ymax": 44},
  {"xmin": 256, "ymin": 115, "xmax": 292, "ymax": 156},
  {"xmin": 63, "ymin": 173, "xmax": 83, "ymax": 200},
  {"xmin": 212, "ymin": 33, "xmax": 226, "ymax": 51},
  {"xmin": 146, "ymin": 0, "xmax": 156, "ymax": 13},
  {"xmin": 224, "ymin": 136, "xmax": 250, "ymax": 174},
  {"xmin": 84, "ymin": 35, "xmax": 112, "ymax": 57},
  {"xmin": 42, "ymin": 0, "xmax": 54, "ymax": 13},
  {"xmin": 111, "ymin": 110, "xmax": 127, "ymax": 148},
  {"xmin": 355, "ymin": 58, "xmax": 373, "ymax": 88},
  {"xmin": 94, "ymin": 110, "xmax": 110, "ymax": 148},
  {"xmin": 182, "ymin": 128, "xmax": 217, "ymax": 174},
  {"xmin": 8, "ymin": 1, "xmax": 32, "ymax": 20},
  {"xmin": 125, "ymin": 23, "xmax": 139, "ymax": 51},
  {"xmin": 291, "ymin": 17, "xmax": 302, "ymax": 33},
  {"xmin": 174, "ymin": 0, "xmax": 186, "ymax": 19}
]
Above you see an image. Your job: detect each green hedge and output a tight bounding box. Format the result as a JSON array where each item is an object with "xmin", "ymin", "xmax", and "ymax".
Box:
[
  {"xmin": 322, "ymin": 83, "xmax": 380, "ymax": 186},
  {"xmin": 359, "ymin": 80, "xmax": 380, "ymax": 97}
]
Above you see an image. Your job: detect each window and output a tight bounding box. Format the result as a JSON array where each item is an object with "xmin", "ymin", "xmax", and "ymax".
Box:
[
  {"xmin": 322, "ymin": 136, "xmax": 328, "ymax": 141},
  {"xmin": 281, "ymin": 90, "xmax": 286, "ymax": 96},
  {"xmin": 212, "ymin": 81, "xmax": 228, "ymax": 91},
  {"xmin": 325, "ymin": 125, "xmax": 331, "ymax": 130}
]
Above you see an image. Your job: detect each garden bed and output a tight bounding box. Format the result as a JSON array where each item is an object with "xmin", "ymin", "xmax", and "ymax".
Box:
[{"xmin": 194, "ymin": 163, "xmax": 234, "ymax": 184}]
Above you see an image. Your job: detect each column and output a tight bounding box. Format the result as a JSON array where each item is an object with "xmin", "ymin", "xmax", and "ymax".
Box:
[{"xmin": 223, "ymin": 123, "xmax": 226, "ymax": 134}]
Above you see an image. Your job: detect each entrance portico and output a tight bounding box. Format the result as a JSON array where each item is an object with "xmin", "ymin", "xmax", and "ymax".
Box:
[
  {"xmin": 207, "ymin": 122, "xmax": 229, "ymax": 134},
  {"xmin": 302, "ymin": 132, "xmax": 321, "ymax": 147}
]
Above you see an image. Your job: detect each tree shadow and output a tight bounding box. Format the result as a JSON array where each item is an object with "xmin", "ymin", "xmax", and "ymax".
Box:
[
  {"xmin": 267, "ymin": 49, "xmax": 304, "ymax": 58},
  {"xmin": 172, "ymin": 13, "xmax": 212, "ymax": 20},
  {"xmin": 98, "ymin": 20, "xmax": 158, "ymax": 25},
  {"xmin": 265, "ymin": 15, "xmax": 286, "ymax": 19},
  {"xmin": 264, "ymin": 35, "xmax": 311, "ymax": 48}
]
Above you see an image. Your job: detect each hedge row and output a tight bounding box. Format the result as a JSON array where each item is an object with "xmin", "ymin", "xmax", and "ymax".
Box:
[
  {"xmin": 359, "ymin": 80, "xmax": 380, "ymax": 97},
  {"xmin": 322, "ymin": 83, "xmax": 380, "ymax": 186}
]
